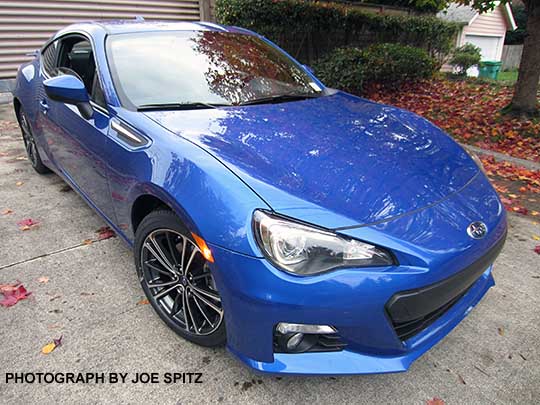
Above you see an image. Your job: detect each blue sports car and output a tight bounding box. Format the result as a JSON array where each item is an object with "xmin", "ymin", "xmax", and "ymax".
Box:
[{"xmin": 13, "ymin": 20, "xmax": 507, "ymax": 375}]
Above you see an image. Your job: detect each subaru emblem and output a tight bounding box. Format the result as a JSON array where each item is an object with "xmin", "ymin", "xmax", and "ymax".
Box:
[{"xmin": 467, "ymin": 221, "xmax": 487, "ymax": 239}]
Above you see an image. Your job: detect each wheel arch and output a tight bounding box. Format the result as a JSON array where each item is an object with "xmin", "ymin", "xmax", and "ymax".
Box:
[
  {"xmin": 13, "ymin": 97, "xmax": 21, "ymax": 117},
  {"xmin": 131, "ymin": 194, "xmax": 171, "ymax": 234},
  {"xmin": 125, "ymin": 174, "xmax": 264, "ymax": 258},
  {"xmin": 128, "ymin": 184, "xmax": 202, "ymax": 242}
]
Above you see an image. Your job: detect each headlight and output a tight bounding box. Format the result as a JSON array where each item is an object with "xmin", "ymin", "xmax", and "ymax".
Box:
[{"xmin": 253, "ymin": 210, "xmax": 394, "ymax": 275}]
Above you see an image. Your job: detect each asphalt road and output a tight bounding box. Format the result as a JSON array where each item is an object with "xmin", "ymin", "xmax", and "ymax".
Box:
[{"xmin": 0, "ymin": 102, "xmax": 539, "ymax": 404}]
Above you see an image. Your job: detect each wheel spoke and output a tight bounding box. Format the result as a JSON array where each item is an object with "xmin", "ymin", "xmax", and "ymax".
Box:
[
  {"xmin": 190, "ymin": 284, "xmax": 221, "ymax": 302},
  {"xmin": 192, "ymin": 294, "xmax": 214, "ymax": 328},
  {"xmin": 182, "ymin": 289, "xmax": 191, "ymax": 332},
  {"xmin": 154, "ymin": 284, "xmax": 179, "ymax": 300},
  {"xmin": 190, "ymin": 287, "xmax": 223, "ymax": 316},
  {"xmin": 180, "ymin": 236, "xmax": 187, "ymax": 270},
  {"xmin": 184, "ymin": 247, "xmax": 199, "ymax": 275},
  {"xmin": 144, "ymin": 239, "xmax": 175, "ymax": 274},
  {"xmin": 171, "ymin": 292, "xmax": 183, "ymax": 317},
  {"xmin": 191, "ymin": 273, "xmax": 210, "ymax": 281},
  {"xmin": 147, "ymin": 279, "xmax": 178, "ymax": 289},
  {"xmin": 144, "ymin": 260, "xmax": 175, "ymax": 278},
  {"xmin": 151, "ymin": 234, "xmax": 176, "ymax": 270},
  {"xmin": 165, "ymin": 232, "xmax": 180, "ymax": 266},
  {"xmin": 185, "ymin": 293, "xmax": 200, "ymax": 334}
]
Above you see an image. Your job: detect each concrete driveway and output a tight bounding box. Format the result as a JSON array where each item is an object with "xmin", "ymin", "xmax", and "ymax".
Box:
[{"xmin": 0, "ymin": 102, "xmax": 539, "ymax": 404}]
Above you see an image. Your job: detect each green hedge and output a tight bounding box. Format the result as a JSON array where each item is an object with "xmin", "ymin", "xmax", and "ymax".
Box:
[
  {"xmin": 215, "ymin": 0, "xmax": 460, "ymax": 64},
  {"xmin": 314, "ymin": 44, "xmax": 436, "ymax": 93}
]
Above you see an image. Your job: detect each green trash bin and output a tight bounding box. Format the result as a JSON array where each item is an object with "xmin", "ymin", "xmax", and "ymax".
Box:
[{"xmin": 478, "ymin": 61, "xmax": 502, "ymax": 80}]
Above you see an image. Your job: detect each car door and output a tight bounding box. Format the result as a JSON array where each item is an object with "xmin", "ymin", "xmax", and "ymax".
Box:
[{"xmin": 39, "ymin": 34, "xmax": 116, "ymax": 221}]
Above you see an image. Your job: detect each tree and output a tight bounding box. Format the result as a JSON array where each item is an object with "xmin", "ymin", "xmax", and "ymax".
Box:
[
  {"xmin": 456, "ymin": 0, "xmax": 539, "ymax": 115},
  {"xmin": 508, "ymin": 0, "xmax": 539, "ymax": 115}
]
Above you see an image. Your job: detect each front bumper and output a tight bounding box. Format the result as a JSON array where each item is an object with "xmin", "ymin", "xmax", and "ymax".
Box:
[
  {"xmin": 231, "ymin": 266, "xmax": 494, "ymax": 375},
  {"xmin": 208, "ymin": 173, "xmax": 506, "ymax": 375}
]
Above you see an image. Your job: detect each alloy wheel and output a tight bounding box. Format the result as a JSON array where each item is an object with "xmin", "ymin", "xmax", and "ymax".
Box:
[
  {"xmin": 140, "ymin": 229, "xmax": 223, "ymax": 336},
  {"xmin": 19, "ymin": 111, "xmax": 38, "ymax": 167}
]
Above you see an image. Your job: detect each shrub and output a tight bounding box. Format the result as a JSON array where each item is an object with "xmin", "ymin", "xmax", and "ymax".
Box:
[
  {"xmin": 215, "ymin": 0, "xmax": 460, "ymax": 65},
  {"xmin": 362, "ymin": 43, "xmax": 436, "ymax": 84},
  {"xmin": 313, "ymin": 47, "xmax": 364, "ymax": 94},
  {"xmin": 450, "ymin": 44, "xmax": 482, "ymax": 76},
  {"xmin": 314, "ymin": 44, "xmax": 436, "ymax": 93}
]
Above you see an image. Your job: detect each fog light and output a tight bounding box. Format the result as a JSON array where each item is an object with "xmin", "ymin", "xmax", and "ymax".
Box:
[
  {"xmin": 286, "ymin": 333, "xmax": 304, "ymax": 350},
  {"xmin": 276, "ymin": 322, "xmax": 336, "ymax": 335}
]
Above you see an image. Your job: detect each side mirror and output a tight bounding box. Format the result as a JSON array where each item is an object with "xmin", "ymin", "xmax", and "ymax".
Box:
[{"xmin": 44, "ymin": 75, "xmax": 93, "ymax": 119}]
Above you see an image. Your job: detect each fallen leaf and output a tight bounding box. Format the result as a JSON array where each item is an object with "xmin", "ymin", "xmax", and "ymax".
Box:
[
  {"xmin": 41, "ymin": 342, "xmax": 56, "ymax": 355},
  {"xmin": 41, "ymin": 335, "xmax": 62, "ymax": 355},
  {"xmin": 0, "ymin": 284, "xmax": 31, "ymax": 307},
  {"xmin": 17, "ymin": 218, "xmax": 40, "ymax": 230},
  {"xmin": 532, "ymin": 211, "xmax": 539, "ymax": 217},
  {"xmin": 534, "ymin": 245, "xmax": 540, "ymax": 255},
  {"xmin": 0, "ymin": 283, "xmax": 20, "ymax": 293},
  {"xmin": 96, "ymin": 226, "xmax": 116, "ymax": 240},
  {"xmin": 426, "ymin": 398, "xmax": 445, "ymax": 405},
  {"xmin": 54, "ymin": 335, "xmax": 63, "ymax": 346},
  {"xmin": 82, "ymin": 239, "xmax": 93, "ymax": 245},
  {"xmin": 1, "ymin": 208, "xmax": 13, "ymax": 215},
  {"xmin": 37, "ymin": 276, "xmax": 49, "ymax": 284},
  {"xmin": 533, "ymin": 235, "xmax": 540, "ymax": 241},
  {"xmin": 511, "ymin": 206, "xmax": 528, "ymax": 215},
  {"xmin": 498, "ymin": 327, "xmax": 504, "ymax": 336},
  {"xmin": 15, "ymin": 181, "xmax": 23, "ymax": 187},
  {"xmin": 137, "ymin": 298, "xmax": 150, "ymax": 305}
]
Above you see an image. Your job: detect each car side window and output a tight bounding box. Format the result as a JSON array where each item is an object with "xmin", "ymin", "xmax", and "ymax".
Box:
[
  {"xmin": 41, "ymin": 41, "xmax": 58, "ymax": 77},
  {"xmin": 54, "ymin": 36, "xmax": 107, "ymax": 109}
]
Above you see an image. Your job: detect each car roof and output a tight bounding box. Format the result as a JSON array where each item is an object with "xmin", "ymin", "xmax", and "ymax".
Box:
[{"xmin": 56, "ymin": 20, "xmax": 252, "ymax": 37}]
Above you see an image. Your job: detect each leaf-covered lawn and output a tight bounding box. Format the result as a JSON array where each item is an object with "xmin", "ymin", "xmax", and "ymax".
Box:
[{"xmin": 365, "ymin": 78, "xmax": 540, "ymax": 162}]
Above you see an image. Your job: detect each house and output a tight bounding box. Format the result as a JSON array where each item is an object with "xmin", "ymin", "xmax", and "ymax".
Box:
[{"xmin": 438, "ymin": 2, "xmax": 517, "ymax": 75}]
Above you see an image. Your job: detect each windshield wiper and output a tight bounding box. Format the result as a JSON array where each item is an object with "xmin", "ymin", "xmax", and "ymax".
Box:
[
  {"xmin": 238, "ymin": 92, "xmax": 321, "ymax": 106},
  {"xmin": 137, "ymin": 102, "xmax": 230, "ymax": 111}
]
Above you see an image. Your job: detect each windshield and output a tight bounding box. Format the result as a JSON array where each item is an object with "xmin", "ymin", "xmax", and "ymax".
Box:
[{"xmin": 106, "ymin": 31, "xmax": 322, "ymax": 108}]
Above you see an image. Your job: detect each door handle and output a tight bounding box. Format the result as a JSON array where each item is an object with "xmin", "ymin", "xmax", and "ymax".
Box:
[{"xmin": 39, "ymin": 99, "xmax": 49, "ymax": 114}]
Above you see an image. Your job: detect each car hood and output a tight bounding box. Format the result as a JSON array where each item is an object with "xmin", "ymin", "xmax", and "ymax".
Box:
[{"xmin": 144, "ymin": 92, "xmax": 479, "ymax": 229}]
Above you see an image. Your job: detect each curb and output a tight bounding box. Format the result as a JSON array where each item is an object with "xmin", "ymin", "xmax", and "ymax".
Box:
[{"xmin": 461, "ymin": 143, "xmax": 540, "ymax": 171}]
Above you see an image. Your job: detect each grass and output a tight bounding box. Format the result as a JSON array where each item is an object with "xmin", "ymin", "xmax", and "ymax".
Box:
[{"xmin": 497, "ymin": 70, "xmax": 518, "ymax": 84}]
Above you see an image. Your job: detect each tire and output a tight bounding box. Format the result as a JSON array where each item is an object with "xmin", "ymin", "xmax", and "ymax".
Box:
[
  {"xmin": 134, "ymin": 209, "xmax": 226, "ymax": 347},
  {"xmin": 17, "ymin": 107, "xmax": 51, "ymax": 174}
]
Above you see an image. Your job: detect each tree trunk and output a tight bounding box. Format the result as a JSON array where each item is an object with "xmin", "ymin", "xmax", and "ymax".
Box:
[{"xmin": 510, "ymin": 0, "xmax": 540, "ymax": 114}]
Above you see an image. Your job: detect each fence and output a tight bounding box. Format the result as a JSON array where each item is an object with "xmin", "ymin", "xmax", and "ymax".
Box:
[{"xmin": 501, "ymin": 44, "xmax": 523, "ymax": 71}]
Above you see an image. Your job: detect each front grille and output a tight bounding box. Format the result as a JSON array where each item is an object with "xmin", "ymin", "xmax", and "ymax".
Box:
[
  {"xmin": 386, "ymin": 233, "xmax": 506, "ymax": 341},
  {"xmin": 391, "ymin": 287, "xmax": 470, "ymax": 341}
]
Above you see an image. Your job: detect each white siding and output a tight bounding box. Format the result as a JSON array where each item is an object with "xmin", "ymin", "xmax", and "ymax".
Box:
[
  {"xmin": 0, "ymin": 0, "xmax": 201, "ymax": 79},
  {"xmin": 462, "ymin": 6, "xmax": 508, "ymax": 37}
]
